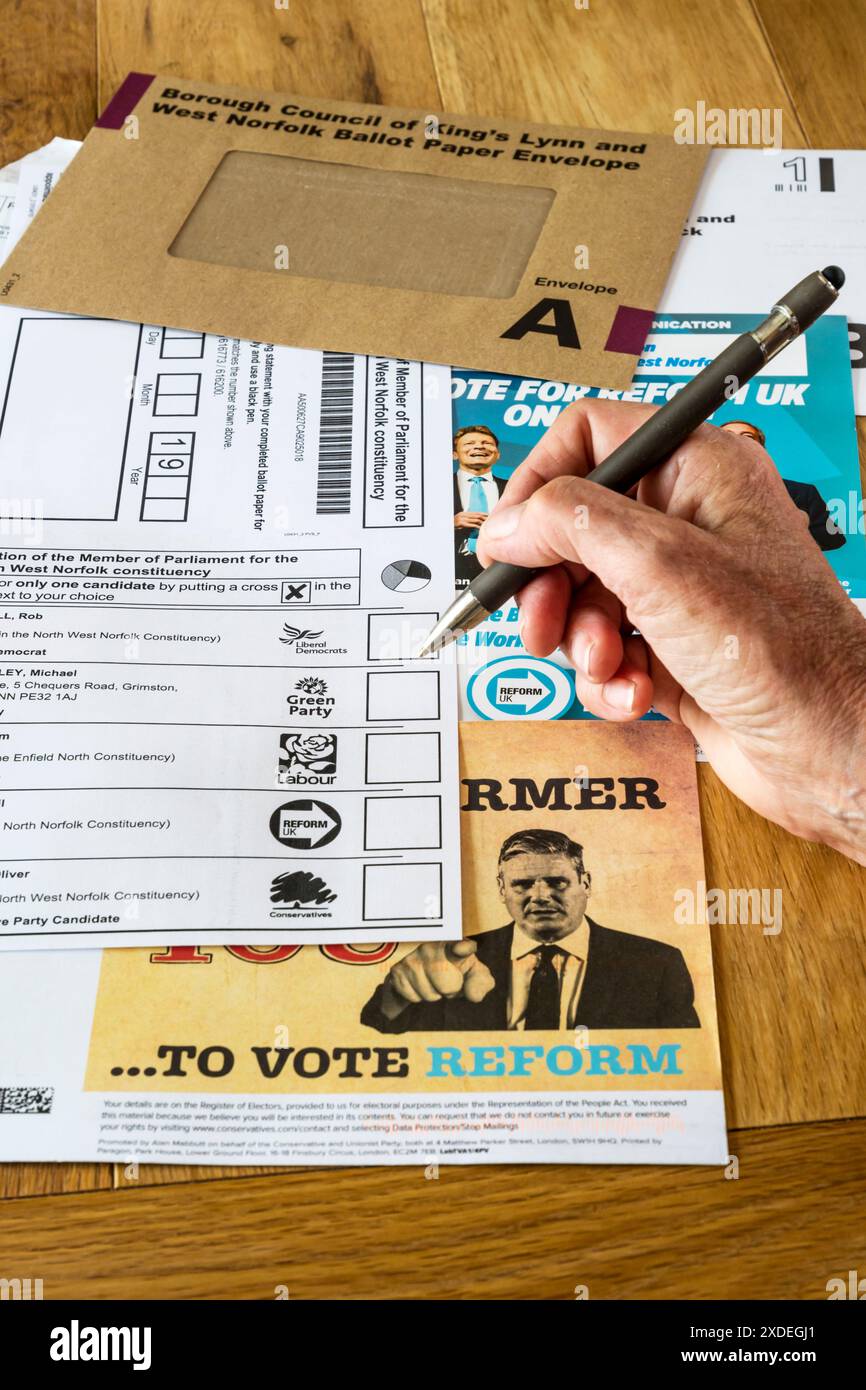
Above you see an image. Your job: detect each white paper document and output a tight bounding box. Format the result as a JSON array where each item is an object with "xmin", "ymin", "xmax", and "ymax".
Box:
[
  {"xmin": 663, "ymin": 147, "xmax": 866, "ymax": 413},
  {"xmin": 0, "ymin": 137, "xmax": 81, "ymax": 255},
  {"xmin": 0, "ymin": 184, "xmax": 15, "ymax": 255},
  {"xmin": 0, "ymin": 155, "xmax": 461, "ymax": 949}
]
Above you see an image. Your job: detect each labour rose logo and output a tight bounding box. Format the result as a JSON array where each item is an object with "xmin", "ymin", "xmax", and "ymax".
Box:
[{"xmin": 280, "ymin": 731, "xmax": 337, "ymax": 775}]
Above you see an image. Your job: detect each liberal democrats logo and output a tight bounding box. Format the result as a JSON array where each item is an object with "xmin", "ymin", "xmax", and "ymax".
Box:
[{"xmin": 280, "ymin": 623, "xmax": 324, "ymax": 646}]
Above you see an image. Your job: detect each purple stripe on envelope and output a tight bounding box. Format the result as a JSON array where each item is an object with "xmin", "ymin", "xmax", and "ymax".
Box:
[
  {"xmin": 604, "ymin": 306, "xmax": 655, "ymax": 355},
  {"xmin": 95, "ymin": 71, "xmax": 155, "ymax": 130}
]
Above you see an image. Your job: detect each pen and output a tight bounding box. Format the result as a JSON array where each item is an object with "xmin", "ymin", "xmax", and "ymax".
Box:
[{"xmin": 417, "ymin": 265, "xmax": 845, "ymax": 657}]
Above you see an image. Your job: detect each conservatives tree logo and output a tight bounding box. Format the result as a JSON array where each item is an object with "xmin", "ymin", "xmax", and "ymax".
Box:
[{"xmin": 270, "ymin": 869, "xmax": 337, "ymax": 908}]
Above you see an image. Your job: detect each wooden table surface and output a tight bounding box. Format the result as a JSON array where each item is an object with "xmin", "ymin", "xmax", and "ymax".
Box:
[{"xmin": 1, "ymin": 0, "xmax": 864, "ymax": 1300}]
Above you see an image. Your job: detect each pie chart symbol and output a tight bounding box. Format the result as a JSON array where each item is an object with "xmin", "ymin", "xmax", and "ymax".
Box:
[{"xmin": 381, "ymin": 559, "xmax": 432, "ymax": 592}]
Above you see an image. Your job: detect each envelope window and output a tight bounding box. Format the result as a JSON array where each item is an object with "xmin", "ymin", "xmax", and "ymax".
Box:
[{"xmin": 169, "ymin": 150, "xmax": 555, "ymax": 299}]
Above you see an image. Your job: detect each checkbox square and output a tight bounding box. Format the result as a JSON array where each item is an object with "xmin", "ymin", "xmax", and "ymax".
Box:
[
  {"xmin": 158, "ymin": 373, "xmax": 198, "ymax": 394},
  {"xmin": 366, "ymin": 670, "xmax": 439, "ymax": 720},
  {"xmin": 365, "ymin": 732, "xmax": 441, "ymax": 784},
  {"xmin": 154, "ymin": 394, "xmax": 198, "ymax": 416},
  {"xmin": 362, "ymin": 862, "xmax": 442, "ymax": 921},
  {"xmin": 144, "ymin": 476, "xmax": 188, "ymax": 498},
  {"xmin": 141, "ymin": 499, "xmax": 186, "ymax": 521},
  {"xmin": 364, "ymin": 795, "xmax": 441, "ymax": 850},
  {"xmin": 160, "ymin": 328, "xmax": 205, "ymax": 359},
  {"xmin": 367, "ymin": 612, "xmax": 438, "ymax": 660}
]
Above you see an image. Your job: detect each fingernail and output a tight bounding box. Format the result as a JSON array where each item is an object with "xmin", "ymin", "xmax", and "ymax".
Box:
[
  {"xmin": 574, "ymin": 635, "xmax": 597, "ymax": 680},
  {"xmin": 602, "ymin": 678, "xmax": 635, "ymax": 712},
  {"xmin": 481, "ymin": 503, "xmax": 523, "ymax": 540}
]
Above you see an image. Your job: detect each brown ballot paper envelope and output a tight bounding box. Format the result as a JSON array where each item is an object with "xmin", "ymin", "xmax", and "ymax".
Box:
[
  {"xmin": 0, "ymin": 73, "xmax": 706, "ymax": 387},
  {"xmin": 0, "ymin": 720, "xmax": 727, "ymax": 1166}
]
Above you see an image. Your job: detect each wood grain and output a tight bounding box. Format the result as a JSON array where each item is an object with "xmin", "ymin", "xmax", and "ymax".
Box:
[
  {"xmin": 0, "ymin": 1163, "xmax": 111, "ymax": 1200},
  {"xmin": 114, "ymin": 1163, "xmax": 299, "ymax": 1188},
  {"xmin": 97, "ymin": 0, "xmax": 440, "ymax": 110},
  {"xmin": 699, "ymin": 765, "xmax": 866, "ymax": 1129},
  {"xmin": 423, "ymin": 0, "xmax": 806, "ymax": 140},
  {"xmin": 755, "ymin": 0, "xmax": 866, "ymax": 146},
  {"xmin": 1, "ymin": 1118, "xmax": 863, "ymax": 1299},
  {"xmin": 0, "ymin": 0, "xmax": 96, "ymax": 164}
]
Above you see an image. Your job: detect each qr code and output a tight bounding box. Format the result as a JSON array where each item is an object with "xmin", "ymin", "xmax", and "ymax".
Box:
[{"xmin": 0, "ymin": 1086, "xmax": 54, "ymax": 1115}]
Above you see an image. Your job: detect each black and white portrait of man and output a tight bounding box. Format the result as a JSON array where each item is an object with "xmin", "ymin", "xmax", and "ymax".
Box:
[{"xmin": 361, "ymin": 828, "xmax": 700, "ymax": 1032}]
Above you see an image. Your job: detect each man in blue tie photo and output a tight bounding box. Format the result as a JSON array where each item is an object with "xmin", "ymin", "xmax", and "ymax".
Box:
[
  {"xmin": 452, "ymin": 424, "xmax": 507, "ymax": 587},
  {"xmin": 719, "ymin": 419, "xmax": 846, "ymax": 552}
]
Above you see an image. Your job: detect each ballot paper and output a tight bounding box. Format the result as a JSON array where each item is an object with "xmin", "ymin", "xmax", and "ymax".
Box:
[
  {"xmin": 0, "ymin": 721, "xmax": 728, "ymax": 1167},
  {"xmin": 0, "ymin": 146, "xmax": 462, "ymax": 948},
  {"xmin": 0, "ymin": 137, "xmax": 81, "ymax": 184},
  {"xmin": 661, "ymin": 148, "xmax": 866, "ymax": 414},
  {"xmin": 450, "ymin": 311, "xmax": 865, "ymax": 722},
  {"xmin": 0, "ymin": 137, "xmax": 81, "ymax": 255},
  {"xmin": 0, "ymin": 184, "xmax": 15, "ymax": 253}
]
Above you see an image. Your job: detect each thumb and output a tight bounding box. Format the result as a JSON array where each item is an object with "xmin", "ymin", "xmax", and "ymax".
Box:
[
  {"xmin": 446, "ymin": 938, "xmax": 479, "ymax": 969},
  {"xmin": 462, "ymin": 956, "xmax": 496, "ymax": 1004}
]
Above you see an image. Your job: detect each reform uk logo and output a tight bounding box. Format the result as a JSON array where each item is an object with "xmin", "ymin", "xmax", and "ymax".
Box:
[
  {"xmin": 466, "ymin": 656, "xmax": 575, "ymax": 720},
  {"xmin": 269, "ymin": 798, "xmax": 342, "ymax": 849}
]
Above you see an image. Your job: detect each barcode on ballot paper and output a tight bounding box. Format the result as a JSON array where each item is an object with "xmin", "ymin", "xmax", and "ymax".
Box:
[{"xmin": 316, "ymin": 352, "xmax": 355, "ymax": 514}]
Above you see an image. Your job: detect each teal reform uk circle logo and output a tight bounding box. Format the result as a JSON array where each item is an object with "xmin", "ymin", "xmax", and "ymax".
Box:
[{"xmin": 466, "ymin": 657, "xmax": 575, "ymax": 720}]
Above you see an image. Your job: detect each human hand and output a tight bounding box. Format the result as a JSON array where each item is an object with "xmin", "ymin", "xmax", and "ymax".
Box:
[
  {"xmin": 380, "ymin": 939, "xmax": 495, "ymax": 1019},
  {"xmin": 477, "ymin": 399, "xmax": 866, "ymax": 863},
  {"xmin": 454, "ymin": 510, "xmax": 488, "ymax": 530}
]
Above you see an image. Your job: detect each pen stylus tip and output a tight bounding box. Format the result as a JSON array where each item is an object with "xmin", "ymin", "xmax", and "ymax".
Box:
[
  {"xmin": 414, "ymin": 633, "xmax": 451, "ymax": 659},
  {"xmin": 822, "ymin": 264, "xmax": 845, "ymax": 290}
]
